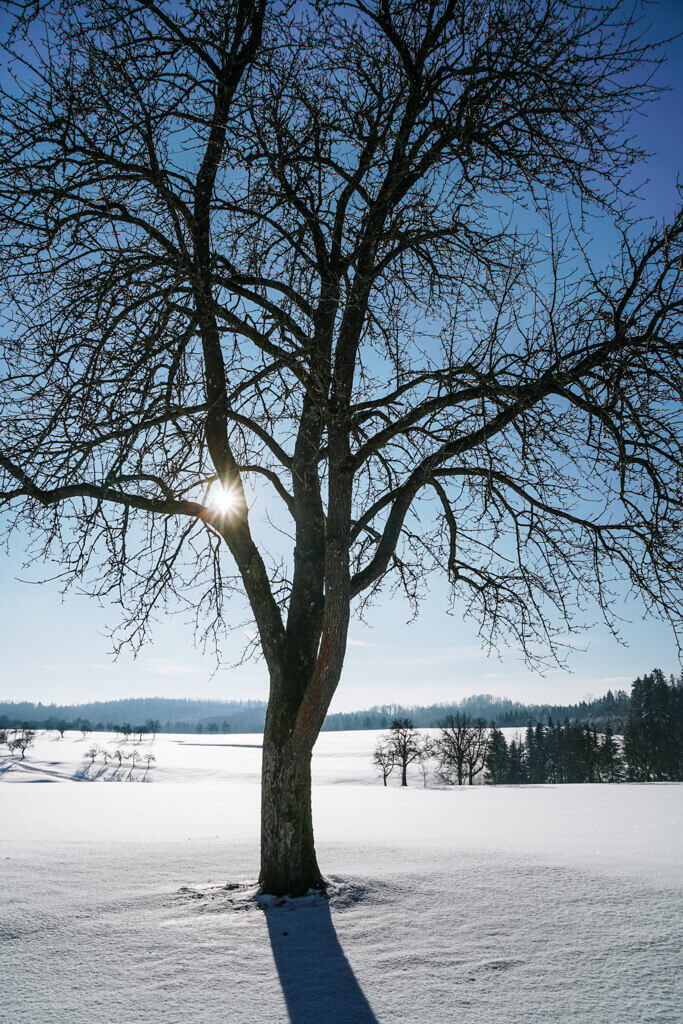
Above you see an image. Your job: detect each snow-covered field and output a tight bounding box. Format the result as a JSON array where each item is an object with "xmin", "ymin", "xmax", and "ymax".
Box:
[{"xmin": 1, "ymin": 731, "xmax": 681, "ymax": 1023}]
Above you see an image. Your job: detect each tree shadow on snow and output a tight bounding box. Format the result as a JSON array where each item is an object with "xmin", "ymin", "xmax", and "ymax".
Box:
[
  {"xmin": 263, "ymin": 898, "xmax": 379, "ymax": 1024},
  {"xmin": 175, "ymin": 741, "xmax": 263, "ymax": 749}
]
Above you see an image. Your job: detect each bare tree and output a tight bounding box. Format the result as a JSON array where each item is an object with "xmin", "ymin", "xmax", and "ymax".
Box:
[
  {"xmin": 436, "ymin": 714, "xmax": 477, "ymax": 786},
  {"xmin": 145, "ymin": 719, "xmax": 159, "ymax": 742},
  {"xmin": 388, "ymin": 719, "xmax": 423, "ymax": 787},
  {"xmin": 128, "ymin": 749, "xmax": 141, "ymax": 778},
  {"xmin": 417, "ymin": 735, "xmax": 436, "ymax": 788},
  {"xmin": 463, "ymin": 719, "xmax": 488, "ymax": 786},
  {"xmin": 0, "ymin": 1, "xmax": 682, "ymax": 894},
  {"xmin": 9, "ymin": 729, "xmax": 35, "ymax": 760},
  {"xmin": 372, "ymin": 736, "xmax": 395, "ymax": 786}
]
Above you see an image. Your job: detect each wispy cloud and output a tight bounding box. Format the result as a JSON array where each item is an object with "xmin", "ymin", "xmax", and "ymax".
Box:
[
  {"xmin": 231, "ymin": 669, "xmax": 269, "ymax": 683},
  {"xmin": 143, "ymin": 657, "xmax": 203, "ymax": 676},
  {"xmin": 347, "ymin": 637, "xmax": 375, "ymax": 648},
  {"xmin": 401, "ymin": 644, "xmax": 488, "ymax": 667},
  {"xmin": 583, "ymin": 675, "xmax": 632, "ymax": 687}
]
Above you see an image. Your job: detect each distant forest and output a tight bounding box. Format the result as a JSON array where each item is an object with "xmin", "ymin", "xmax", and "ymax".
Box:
[
  {"xmin": 374, "ymin": 669, "xmax": 683, "ymax": 785},
  {"xmin": 0, "ymin": 677, "xmax": 654, "ymax": 734}
]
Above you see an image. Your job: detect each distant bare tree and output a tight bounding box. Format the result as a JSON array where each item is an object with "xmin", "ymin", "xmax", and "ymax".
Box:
[
  {"xmin": 388, "ymin": 719, "xmax": 424, "ymax": 787},
  {"xmin": 436, "ymin": 714, "xmax": 477, "ymax": 786},
  {"xmin": 145, "ymin": 720, "xmax": 160, "ymax": 742},
  {"xmin": 372, "ymin": 736, "xmax": 396, "ymax": 786},
  {"xmin": 463, "ymin": 720, "xmax": 488, "ymax": 786},
  {"xmin": 0, "ymin": 0, "xmax": 682, "ymax": 894},
  {"xmin": 417, "ymin": 735, "xmax": 436, "ymax": 788},
  {"xmin": 9, "ymin": 729, "xmax": 35, "ymax": 760},
  {"xmin": 128, "ymin": 749, "xmax": 141, "ymax": 777}
]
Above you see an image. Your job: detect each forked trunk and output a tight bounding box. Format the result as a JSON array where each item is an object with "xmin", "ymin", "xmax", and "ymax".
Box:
[{"xmin": 259, "ymin": 726, "xmax": 324, "ymax": 896}]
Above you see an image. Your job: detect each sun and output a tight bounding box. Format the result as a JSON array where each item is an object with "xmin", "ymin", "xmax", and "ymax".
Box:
[{"xmin": 210, "ymin": 484, "xmax": 240, "ymax": 517}]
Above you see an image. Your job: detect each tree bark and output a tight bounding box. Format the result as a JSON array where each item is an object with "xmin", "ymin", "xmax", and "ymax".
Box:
[{"xmin": 259, "ymin": 705, "xmax": 324, "ymax": 896}]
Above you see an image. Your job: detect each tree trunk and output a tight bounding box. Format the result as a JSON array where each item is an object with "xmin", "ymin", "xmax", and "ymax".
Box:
[
  {"xmin": 401, "ymin": 762, "xmax": 407, "ymax": 787},
  {"xmin": 259, "ymin": 724, "xmax": 324, "ymax": 897}
]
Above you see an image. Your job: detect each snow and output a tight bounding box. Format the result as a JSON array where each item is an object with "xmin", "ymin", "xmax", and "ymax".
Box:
[
  {"xmin": 1, "ymin": 726, "xmax": 524, "ymax": 785},
  {"xmin": 1, "ymin": 730, "xmax": 681, "ymax": 1022}
]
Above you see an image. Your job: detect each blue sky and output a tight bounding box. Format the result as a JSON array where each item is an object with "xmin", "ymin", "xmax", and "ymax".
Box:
[{"xmin": 1, "ymin": 2, "xmax": 683, "ymax": 710}]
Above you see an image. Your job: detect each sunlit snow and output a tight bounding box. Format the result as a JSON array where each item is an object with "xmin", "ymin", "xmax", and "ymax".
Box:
[{"xmin": 1, "ymin": 730, "xmax": 681, "ymax": 1023}]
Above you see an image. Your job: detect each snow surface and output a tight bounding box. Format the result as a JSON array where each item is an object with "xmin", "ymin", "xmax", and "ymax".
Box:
[{"xmin": 1, "ymin": 730, "xmax": 682, "ymax": 1023}]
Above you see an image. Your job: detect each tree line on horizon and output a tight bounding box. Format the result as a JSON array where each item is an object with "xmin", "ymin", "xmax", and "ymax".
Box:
[
  {"xmin": 374, "ymin": 671, "xmax": 683, "ymax": 786},
  {"xmin": 0, "ymin": 681, "xmax": 638, "ymax": 735},
  {"xmin": 3, "ymin": 669, "xmax": 681, "ymax": 783}
]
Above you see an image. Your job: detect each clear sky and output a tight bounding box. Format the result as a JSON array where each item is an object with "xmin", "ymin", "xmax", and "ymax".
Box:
[{"xmin": 1, "ymin": 1, "xmax": 682, "ymax": 711}]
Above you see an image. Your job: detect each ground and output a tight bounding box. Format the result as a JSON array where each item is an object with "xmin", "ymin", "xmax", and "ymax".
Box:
[{"xmin": 1, "ymin": 731, "xmax": 681, "ymax": 1023}]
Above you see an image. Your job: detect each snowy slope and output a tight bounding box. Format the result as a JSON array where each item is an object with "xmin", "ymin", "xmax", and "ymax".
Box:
[
  {"xmin": 1, "ymin": 730, "xmax": 681, "ymax": 1023},
  {"xmin": 1, "ymin": 727, "xmax": 522, "ymax": 785}
]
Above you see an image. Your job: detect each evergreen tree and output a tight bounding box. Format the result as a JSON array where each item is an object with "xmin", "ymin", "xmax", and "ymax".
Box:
[
  {"xmin": 625, "ymin": 670, "xmax": 671, "ymax": 780},
  {"xmin": 506, "ymin": 739, "xmax": 527, "ymax": 784},
  {"xmin": 578, "ymin": 725, "xmax": 602, "ymax": 783},
  {"xmin": 599, "ymin": 726, "xmax": 626, "ymax": 783},
  {"xmin": 526, "ymin": 722, "xmax": 548, "ymax": 783},
  {"xmin": 545, "ymin": 718, "xmax": 565, "ymax": 783},
  {"xmin": 484, "ymin": 725, "xmax": 509, "ymax": 785},
  {"xmin": 561, "ymin": 719, "xmax": 587, "ymax": 783},
  {"xmin": 671, "ymin": 676, "xmax": 683, "ymax": 781}
]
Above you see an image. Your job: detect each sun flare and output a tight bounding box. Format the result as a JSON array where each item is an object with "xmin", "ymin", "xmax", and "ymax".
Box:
[{"xmin": 210, "ymin": 484, "xmax": 240, "ymax": 517}]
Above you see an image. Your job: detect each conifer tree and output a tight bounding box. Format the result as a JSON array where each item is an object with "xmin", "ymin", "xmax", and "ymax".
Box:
[
  {"xmin": 484, "ymin": 725, "xmax": 509, "ymax": 785},
  {"xmin": 545, "ymin": 718, "xmax": 565, "ymax": 783},
  {"xmin": 600, "ymin": 726, "xmax": 626, "ymax": 783},
  {"xmin": 526, "ymin": 722, "xmax": 548, "ymax": 783},
  {"xmin": 578, "ymin": 725, "xmax": 602, "ymax": 783},
  {"xmin": 506, "ymin": 739, "xmax": 527, "ymax": 784},
  {"xmin": 625, "ymin": 671, "xmax": 671, "ymax": 780},
  {"xmin": 561, "ymin": 719, "xmax": 586, "ymax": 783}
]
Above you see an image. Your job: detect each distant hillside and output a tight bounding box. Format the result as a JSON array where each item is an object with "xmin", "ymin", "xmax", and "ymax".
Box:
[
  {"xmin": 0, "ymin": 687, "xmax": 633, "ymax": 733},
  {"xmin": 0, "ymin": 696, "xmax": 268, "ymax": 733}
]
